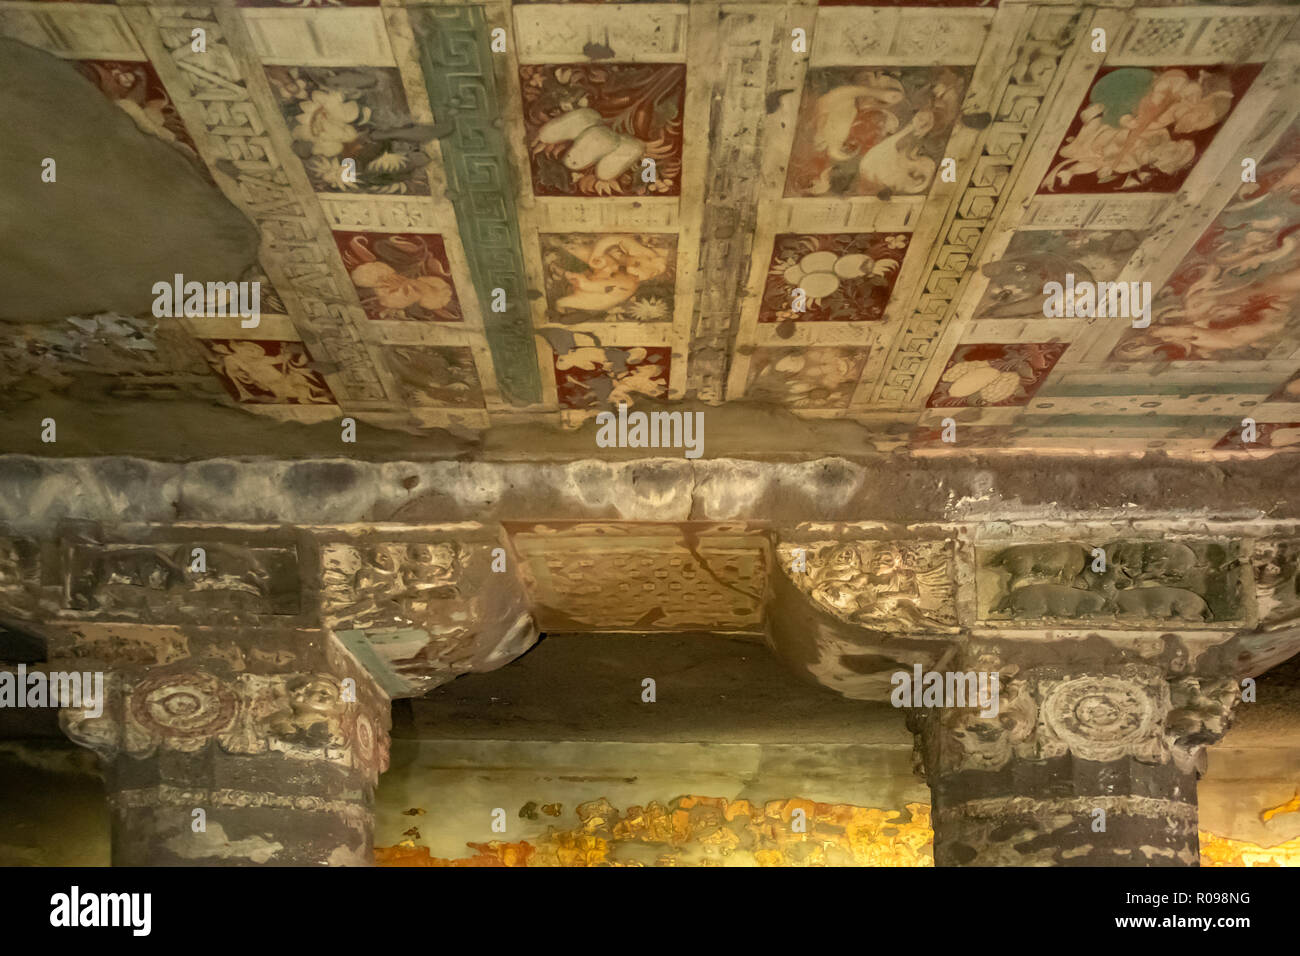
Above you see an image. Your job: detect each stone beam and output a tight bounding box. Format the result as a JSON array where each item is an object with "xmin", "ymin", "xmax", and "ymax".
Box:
[{"xmin": 1, "ymin": 454, "xmax": 1299, "ymax": 531}]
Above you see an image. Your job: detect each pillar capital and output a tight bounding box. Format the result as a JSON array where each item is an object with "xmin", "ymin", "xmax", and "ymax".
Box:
[
  {"xmin": 764, "ymin": 523, "xmax": 1292, "ymax": 866},
  {"xmin": 45, "ymin": 626, "xmax": 391, "ymax": 866},
  {"xmin": 906, "ymin": 660, "xmax": 1240, "ymax": 781},
  {"xmin": 903, "ymin": 659, "xmax": 1241, "ymax": 866},
  {"xmin": 58, "ymin": 664, "xmax": 390, "ymax": 788}
]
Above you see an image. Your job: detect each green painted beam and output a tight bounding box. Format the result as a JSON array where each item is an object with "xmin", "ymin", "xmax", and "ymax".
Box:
[
  {"xmin": 334, "ymin": 628, "xmax": 417, "ymax": 700},
  {"xmin": 412, "ymin": 6, "xmax": 542, "ymax": 406}
]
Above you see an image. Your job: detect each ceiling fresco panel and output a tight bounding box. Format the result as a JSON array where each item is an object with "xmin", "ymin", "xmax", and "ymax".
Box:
[{"xmin": 2, "ymin": 0, "xmax": 1300, "ymax": 456}]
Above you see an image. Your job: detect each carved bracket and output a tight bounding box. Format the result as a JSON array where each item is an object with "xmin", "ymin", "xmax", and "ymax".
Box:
[{"xmin": 319, "ymin": 534, "xmax": 537, "ymax": 698}]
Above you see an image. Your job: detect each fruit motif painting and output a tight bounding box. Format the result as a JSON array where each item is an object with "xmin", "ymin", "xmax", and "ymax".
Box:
[
  {"xmin": 520, "ymin": 64, "xmax": 686, "ymax": 198},
  {"xmin": 926, "ymin": 344, "xmax": 1067, "ymax": 407},
  {"xmin": 760, "ymin": 234, "xmax": 908, "ymax": 323}
]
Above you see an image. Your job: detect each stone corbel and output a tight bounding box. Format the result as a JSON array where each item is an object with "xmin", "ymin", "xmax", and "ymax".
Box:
[
  {"xmin": 765, "ymin": 531, "xmax": 962, "ymax": 700},
  {"xmin": 319, "ymin": 527, "xmax": 538, "ymax": 698}
]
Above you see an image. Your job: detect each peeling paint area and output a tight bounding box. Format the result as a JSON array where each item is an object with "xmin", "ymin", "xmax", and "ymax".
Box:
[
  {"xmin": 373, "ymin": 798, "xmax": 1300, "ymax": 867},
  {"xmin": 1200, "ymin": 832, "xmax": 1300, "ymax": 867},
  {"xmin": 377, "ymin": 796, "xmax": 932, "ymax": 866}
]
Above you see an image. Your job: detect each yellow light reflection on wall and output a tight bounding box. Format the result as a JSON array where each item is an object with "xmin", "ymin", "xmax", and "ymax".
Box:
[{"xmin": 376, "ymin": 797, "xmax": 1300, "ymax": 867}]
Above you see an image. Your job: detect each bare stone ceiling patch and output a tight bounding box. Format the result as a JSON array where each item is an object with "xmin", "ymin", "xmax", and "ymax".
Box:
[{"xmin": 0, "ymin": 38, "xmax": 259, "ymax": 323}]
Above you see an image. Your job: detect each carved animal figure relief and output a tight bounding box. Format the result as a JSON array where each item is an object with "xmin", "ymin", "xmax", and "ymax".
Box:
[
  {"xmin": 988, "ymin": 542, "xmax": 1087, "ymax": 588},
  {"xmin": 1105, "ymin": 541, "xmax": 1201, "ymax": 586},
  {"xmin": 997, "ymin": 582, "xmax": 1108, "ymax": 618},
  {"xmin": 69, "ymin": 547, "xmax": 185, "ymax": 610},
  {"xmin": 982, "ymin": 538, "xmax": 1234, "ymax": 623},
  {"xmin": 1114, "ymin": 586, "xmax": 1210, "ymax": 622}
]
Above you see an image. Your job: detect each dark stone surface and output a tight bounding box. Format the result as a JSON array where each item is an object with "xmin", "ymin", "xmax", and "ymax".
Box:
[{"xmin": 0, "ymin": 39, "xmax": 259, "ymax": 322}]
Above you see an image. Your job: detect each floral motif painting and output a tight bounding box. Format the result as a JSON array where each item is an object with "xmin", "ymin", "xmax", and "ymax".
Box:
[
  {"xmin": 760, "ymin": 233, "xmax": 908, "ymax": 323},
  {"xmin": 925, "ymin": 343, "xmax": 1067, "ymax": 408},
  {"xmin": 265, "ymin": 66, "xmax": 433, "ymax": 195},
  {"xmin": 784, "ymin": 66, "xmax": 970, "ymax": 198},
  {"xmin": 385, "ymin": 346, "xmax": 484, "ymax": 408},
  {"xmin": 334, "ymin": 231, "xmax": 462, "ymax": 322},
  {"xmin": 1039, "ymin": 65, "xmax": 1262, "ymax": 194},
  {"xmin": 553, "ymin": 346, "xmax": 671, "ymax": 408},
  {"xmin": 75, "ymin": 60, "xmax": 204, "ymax": 175},
  {"xmin": 1109, "ymin": 118, "xmax": 1300, "ymax": 361},
  {"xmin": 744, "ymin": 347, "xmax": 869, "ymax": 408},
  {"xmin": 974, "ymin": 230, "xmax": 1143, "ymax": 319},
  {"xmin": 199, "ymin": 339, "xmax": 336, "ymax": 405},
  {"xmin": 540, "ymin": 234, "xmax": 676, "ymax": 323},
  {"xmin": 520, "ymin": 64, "xmax": 685, "ymax": 198},
  {"xmin": 1215, "ymin": 421, "xmax": 1300, "ymax": 450}
]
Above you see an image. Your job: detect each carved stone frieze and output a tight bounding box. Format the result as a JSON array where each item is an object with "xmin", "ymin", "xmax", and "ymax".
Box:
[
  {"xmin": 0, "ymin": 534, "xmax": 39, "ymax": 618},
  {"xmin": 976, "ymin": 538, "xmax": 1247, "ymax": 626},
  {"xmin": 780, "ymin": 539, "xmax": 958, "ymax": 632},
  {"xmin": 320, "ymin": 537, "xmax": 537, "ymax": 697},
  {"xmin": 63, "ymin": 541, "xmax": 301, "ymax": 624},
  {"xmin": 321, "ymin": 542, "xmax": 461, "ymax": 632},
  {"xmin": 1253, "ymin": 537, "xmax": 1300, "ymax": 627}
]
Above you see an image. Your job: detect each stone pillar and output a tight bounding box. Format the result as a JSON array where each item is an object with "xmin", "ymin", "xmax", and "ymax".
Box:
[
  {"xmin": 907, "ymin": 657, "xmax": 1239, "ymax": 867},
  {"xmin": 55, "ymin": 637, "xmax": 390, "ymax": 867}
]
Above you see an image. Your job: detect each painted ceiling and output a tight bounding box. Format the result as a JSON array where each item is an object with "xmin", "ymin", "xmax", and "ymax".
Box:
[{"xmin": 2, "ymin": 0, "xmax": 1300, "ymax": 457}]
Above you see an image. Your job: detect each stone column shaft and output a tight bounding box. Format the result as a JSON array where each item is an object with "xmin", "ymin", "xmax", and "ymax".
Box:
[{"xmin": 908, "ymin": 664, "xmax": 1239, "ymax": 866}]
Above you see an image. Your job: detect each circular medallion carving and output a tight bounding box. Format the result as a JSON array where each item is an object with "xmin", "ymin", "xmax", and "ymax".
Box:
[
  {"xmin": 130, "ymin": 672, "xmax": 237, "ymax": 739},
  {"xmin": 1042, "ymin": 676, "xmax": 1157, "ymax": 761},
  {"xmin": 353, "ymin": 712, "xmax": 376, "ymax": 763}
]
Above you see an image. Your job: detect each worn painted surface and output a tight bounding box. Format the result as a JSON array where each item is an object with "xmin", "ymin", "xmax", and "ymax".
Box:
[
  {"xmin": 1, "ymin": 2, "xmax": 1299, "ymax": 451},
  {"xmin": 377, "ymin": 797, "xmax": 934, "ymax": 867}
]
